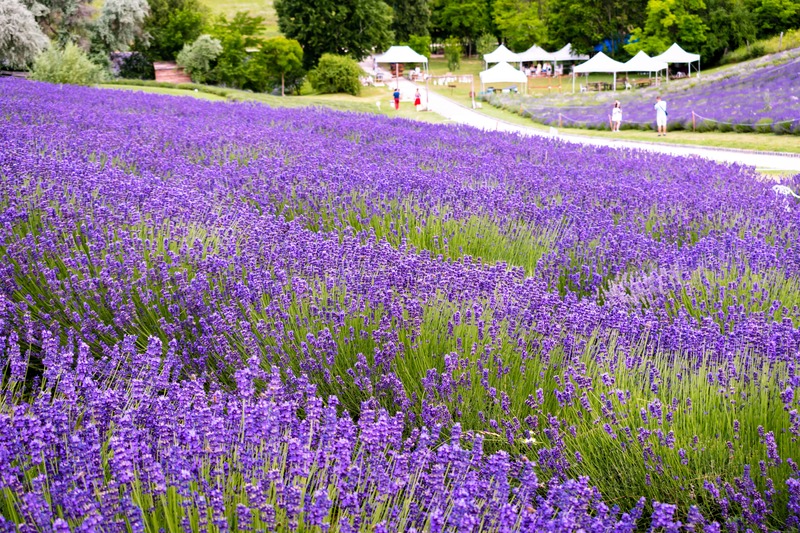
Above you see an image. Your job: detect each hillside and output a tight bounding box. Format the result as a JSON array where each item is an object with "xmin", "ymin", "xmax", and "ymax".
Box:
[
  {"xmin": 489, "ymin": 47, "xmax": 800, "ymax": 133},
  {"xmin": 201, "ymin": 0, "xmax": 280, "ymax": 36}
]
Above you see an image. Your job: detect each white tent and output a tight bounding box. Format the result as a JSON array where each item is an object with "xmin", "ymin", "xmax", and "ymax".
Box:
[
  {"xmin": 517, "ymin": 44, "xmax": 553, "ymax": 63},
  {"xmin": 551, "ymin": 43, "xmax": 589, "ymax": 62},
  {"xmin": 374, "ymin": 45, "xmax": 429, "ymax": 65},
  {"xmin": 623, "ymin": 51, "xmax": 667, "ymax": 72},
  {"xmin": 484, "ymin": 44, "xmax": 521, "ymax": 68},
  {"xmin": 479, "ymin": 61, "xmax": 528, "ymax": 92},
  {"xmin": 652, "ymin": 43, "xmax": 701, "ymax": 78},
  {"xmin": 572, "ymin": 52, "xmax": 626, "ymax": 91},
  {"xmin": 621, "ymin": 51, "xmax": 668, "ymax": 84}
]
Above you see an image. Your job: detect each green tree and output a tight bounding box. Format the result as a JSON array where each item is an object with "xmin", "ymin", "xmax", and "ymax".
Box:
[
  {"xmin": 308, "ymin": 53, "xmax": 363, "ymax": 95},
  {"xmin": 206, "ymin": 12, "xmax": 268, "ymax": 90},
  {"xmin": 0, "ymin": 0, "xmax": 50, "ymax": 69},
  {"xmin": 404, "ymin": 34, "xmax": 432, "ymax": 57},
  {"xmin": 22, "ymin": 0, "xmax": 94, "ymax": 42},
  {"xmin": 431, "ymin": 0, "xmax": 491, "ymax": 55},
  {"xmin": 475, "ymin": 32, "xmax": 497, "ymax": 56},
  {"xmin": 387, "ymin": 0, "xmax": 431, "ymax": 41},
  {"xmin": 753, "ymin": 0, "xmax": 800, "ymax": 37},
  {"xmin": 94, "ymin": 0, "xmax": 149, "ymax": 52},
  {"xmin": 138, "ymin": 0, "xmax": 207, "ymax": 60},
  {"xmin": 444, "ymin": 35, "xmax": 461, "ymax": 70},
  {"xmin": 261, "ymin": 36, "xmax": 304, "ymax": 95},
  {"xmin": 30, "ymin": 41, "xmax": 103, "ymax": 83},
  {"xmin": 176, "ymin": 34, "xmax": 222, "ymax": 82},
  {"xmin": 275, "ymin": 0, "xmax": 394, "ymax": 69},
  {"xmin": 624, "ymin": 0, "xmax": 708, "ymax": 56},
  {"xmin": 700, "ymin": 0, "xmax": 756, "ymax": 63},
  {"xmin": 493, "ymin": 0, "xmax": 546, "ymax": 51},
  {"xmin": 546, "ymin": 0, "xmax": 647, "ymax": 56}
]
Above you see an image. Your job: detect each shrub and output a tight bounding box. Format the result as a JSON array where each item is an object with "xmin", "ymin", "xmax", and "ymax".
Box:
[
  {"xmin": 476, "ymin": 33, "xmax": 497, "ymax": 57},
  {"xmin": 755, "ymin": 117, "xmax": 774, "ymax": 134},
  {"xmin": 0, "ymin": 0, "xmax": 50, "ymax": 70},
  {"xmin": 176, "ymin": 34, "xmax": 223, "ymax": 83},
  {"xmin": 444, "ymin": 37, "xmax": 462, "ymax": 72},
  {"xmin": 116, "ymin": 51, "xmax": 155, "ymax": 79},
  {"xmin": 404, "ymin": 34, "xmax": 432, "ymax": 59},
  {"xmin": 747, "ymin": 43, "xmax": 766, "ymax": 60},
  {"xmin": 308, "ymin": 54, "xmax": 362, "ymax": 96},
  {"xmin": 30, "ymin": 43, "xmax": 104, "ymax": 85},
  {"xmin": 773, "ymin": 119, "xmax": 793, "ymax": 135}
]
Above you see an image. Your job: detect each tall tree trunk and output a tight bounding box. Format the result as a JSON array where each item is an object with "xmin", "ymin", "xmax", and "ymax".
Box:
[{"xmin": 281, "ymin": 73, "xmax": 285, "ymax": 96}]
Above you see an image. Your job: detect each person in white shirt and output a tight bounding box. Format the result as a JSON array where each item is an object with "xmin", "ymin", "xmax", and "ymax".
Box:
[
  {"xmin": 611, "ymin": 100, "xmax": 622, "ymax": 132},
  {"xmin": 654, "ymin": 96, "xmax": 668, "ymax": 136}
]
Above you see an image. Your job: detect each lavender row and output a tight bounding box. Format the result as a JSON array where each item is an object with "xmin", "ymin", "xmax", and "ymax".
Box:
[
  {"xmin": 489, "ymin": 56, "xmax": 800, "ymax": 133},
  {"xmin": 2, "ymin": 79, "xmax": 800, "ymax": 528},
  {"xmin": 10, "ymin": 331, "xmax": 785, "ymax": 532}
]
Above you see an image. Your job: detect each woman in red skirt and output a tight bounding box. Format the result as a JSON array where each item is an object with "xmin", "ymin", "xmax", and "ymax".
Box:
[{"xmin": 414, "ymin": 89, "xmax": 421, "ymax": 111}]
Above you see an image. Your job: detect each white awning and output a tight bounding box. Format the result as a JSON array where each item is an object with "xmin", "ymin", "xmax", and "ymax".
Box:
[
  {"xmin": 573, "ymin": 52, "xmax": 625, "ymax": 74},
  {"xmin": 517, "ymin": 45, "xmax": 553, "ymax": 62},
  {"xmin": 622, "ymin": 51, "xmax": 668, "ymax": 72},
  {"xmin": 479, "ymin": 61, "xmax": 528, "ymax": 84},
  {"xmin": 652, "ymin": 43, "xmax": 700, "ymax": 64},
  {"xmin": 374, "ymin": 45, "xmax": 428, "ymax": 64},
  {"xmin": 550, "ymin": 43, "xmax": 589, "ymax": 62},
  {"xmin": 483, "ymin": 44, "xmax": 521, "ymax": 64}
]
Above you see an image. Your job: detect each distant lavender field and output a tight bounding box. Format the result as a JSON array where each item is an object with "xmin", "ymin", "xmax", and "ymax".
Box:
[
  {"xmin": 2, "ymin": 78, "xmax": 800, "ymax": 531},
  {"xmin": 491, "ymin": 55, "xmax": 800, "ymax": 133}
]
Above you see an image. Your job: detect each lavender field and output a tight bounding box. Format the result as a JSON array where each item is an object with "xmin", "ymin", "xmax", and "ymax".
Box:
[
  {"xmin": 2, "ymin": 78, "xmax": 800, "ymax": 532},
  {"xmin": 490, "ymin": 55, "xmax": 800, "ymax": 134}
]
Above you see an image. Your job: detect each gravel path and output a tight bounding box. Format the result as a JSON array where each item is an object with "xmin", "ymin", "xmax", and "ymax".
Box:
[{"xmin": 370, "ymin": 65, "xmax": 800, "ymax": 173}]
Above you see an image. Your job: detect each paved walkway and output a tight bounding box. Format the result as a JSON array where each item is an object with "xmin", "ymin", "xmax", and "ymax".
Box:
[{"xmin": 370, "ymin": 65, "xmax": 800, "ymax": 172}]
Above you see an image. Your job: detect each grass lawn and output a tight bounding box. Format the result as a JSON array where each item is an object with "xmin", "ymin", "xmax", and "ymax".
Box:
[
  {"xmin": 199, "ymin": 0, "xmax": 280, "ymax": 36},
  {"xmin": 99, "ymin": 84, "xmax": 228, "ymax": 101},
  {"xmin": 98, "ymin": 82, "xmax": 451, "ymax": 125}
]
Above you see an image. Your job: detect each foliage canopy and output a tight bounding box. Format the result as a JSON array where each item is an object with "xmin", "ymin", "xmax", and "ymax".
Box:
[
  {"xmin": 308, "ymin": 53, "xmax": 363, "ymax": 95},
  {"xmin": 0, "ymin": 0, "xmax": 50, "ymax": 69},
  {"xmin": 274, "ymin": 0, "xmax": 394, "ymax": 68},
  {"xmin": 30, "ymin": 41, "xmax": 103, "ymax": 84},
  {"xmin": 260, "ymin": 36, "xmax": 304, "ymax": 95}
]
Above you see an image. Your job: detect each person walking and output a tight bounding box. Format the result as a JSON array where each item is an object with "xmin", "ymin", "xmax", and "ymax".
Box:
[
  {"xmin": 611, "ymin": 100, "xmax": 622, "ymax": 132},
  {"xmin": 414, "ymin": 88, "xmax": 422, "ymax": 111},
  {"xmin": 654, "ymin": 96, "xmax": 668, "ymax": 136},
  {"xmin": 393, "ymin": 88, "xmax": 400, "ymax": 110}
]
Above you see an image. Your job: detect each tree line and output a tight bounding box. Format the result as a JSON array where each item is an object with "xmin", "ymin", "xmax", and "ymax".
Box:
[
  {"xmin": 278, "ymin": 0, "xmax": 799, "ymax": 66},
  {"xmin": 3, "ymin": 0, "xmax": 798, "ymax": 93}
]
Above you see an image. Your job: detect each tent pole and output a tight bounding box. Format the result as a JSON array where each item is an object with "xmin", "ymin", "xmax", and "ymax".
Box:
[
  {"xmin": 471, "ymin": 76, "xmax": 475, "ymax": 109},
  {"xmin": 426, "ymin": 69, "xmax": 430, "ymax": 110},
  {"xmin": 613, "ymin": 71, "xmax": 616, "ymax": 91},
  {"xmin": 572, "ymin": 71, "xmax": 575, "ymax": 93}
]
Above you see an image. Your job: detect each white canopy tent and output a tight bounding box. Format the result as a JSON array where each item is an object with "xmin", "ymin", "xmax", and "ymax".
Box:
[
  {"xmin": 374, "ymin": 45, "xmax": 429, "ymax": 65},
  {"xmin": 572, "ymin": 52, "xmax": 625, "ymax": 92},
  {"xmin": 483, "ymin": 44, "xmax": 521, "ymax": 68},
  {"xmin": 517, "ymin": 45, "xmax": 553, "ymax": 63},
  {"xmin": 479, "ymin": 61, "xmax": 528, "ymax": 93},
  {"xmin": 652, "ymin": 43, "xmax": 701, "ymax": 78},
  {"xmin": 551, "ymin": 43, "xmax": 589, "ymax": 62},
  {"xmin": 373, "ymin": 45, "xmax": 430, "ymax": 107},
  {"xmin": 621, "ymin": 51, "xmax": 668, "ymax": 83}
]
